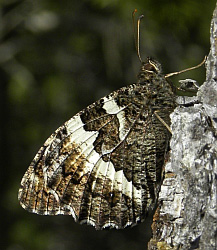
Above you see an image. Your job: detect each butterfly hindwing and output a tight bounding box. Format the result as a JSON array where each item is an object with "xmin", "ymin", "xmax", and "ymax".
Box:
[{"xmin": 18, "ymin": 58, "xmax": 176, "ymax": 229}]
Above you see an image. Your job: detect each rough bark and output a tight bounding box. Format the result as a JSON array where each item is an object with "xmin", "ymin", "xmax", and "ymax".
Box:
[{"xmin": 148, "ymin": 3, "xmax": 217, "ymax": 250}]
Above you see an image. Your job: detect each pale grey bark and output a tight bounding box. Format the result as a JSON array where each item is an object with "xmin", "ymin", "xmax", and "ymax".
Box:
[{"xmin": 148, "ymin": 3, "xmax": 217, "ymax": 250}]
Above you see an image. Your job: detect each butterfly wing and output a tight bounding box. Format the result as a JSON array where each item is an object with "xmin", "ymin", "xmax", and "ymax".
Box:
[{"xmin": 18, "ymin": 83, "xmax": 172, "ymax": 229}]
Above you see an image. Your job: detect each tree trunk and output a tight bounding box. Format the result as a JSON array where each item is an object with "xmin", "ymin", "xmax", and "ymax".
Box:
[{"xmin": 148, "ymin": 3, "xmax": 217, "ymax": 250}]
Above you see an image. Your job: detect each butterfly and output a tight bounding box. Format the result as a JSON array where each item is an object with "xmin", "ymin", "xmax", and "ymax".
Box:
[{"xmin": 18, "ymin": 57, "xmax": 177, "ymax": 230}]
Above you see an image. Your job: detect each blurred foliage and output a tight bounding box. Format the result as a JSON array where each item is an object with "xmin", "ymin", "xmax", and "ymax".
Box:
[{"xmin": 0, "ymin": 0, "xmax": 216, "ymax": 249}]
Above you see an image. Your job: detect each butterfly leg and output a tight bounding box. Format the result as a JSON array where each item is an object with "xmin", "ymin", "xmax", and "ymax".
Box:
[{"xmin": 154, "ymin": 111, "xmax": 172, "ymax": 134}]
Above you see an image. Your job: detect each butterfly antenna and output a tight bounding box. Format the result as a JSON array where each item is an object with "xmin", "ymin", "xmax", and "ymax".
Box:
[
  {"xmin": 132, "ymin": 9, "xmax": 143, "ymax": 63},
  {"xmin": 137, "ymin": 14, "xmax": 144, "ymax": 63},
  {"xmin": 132, "ymin": 9, "xmax": 138, "ymax": 54}
]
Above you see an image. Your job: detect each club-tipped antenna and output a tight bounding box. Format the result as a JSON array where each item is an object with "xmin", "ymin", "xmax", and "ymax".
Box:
[{"xmin": 132, "ymin": 9, "xmax": 144, "ymax": 63}]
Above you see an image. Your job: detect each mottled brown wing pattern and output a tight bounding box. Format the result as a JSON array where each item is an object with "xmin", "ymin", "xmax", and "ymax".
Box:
[{"xmin": 18, "ymin": 58, "xmax": 176, "ymax": 229}]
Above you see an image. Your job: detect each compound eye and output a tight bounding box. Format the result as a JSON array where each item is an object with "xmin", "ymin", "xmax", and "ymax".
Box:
[{"xmin": 143, "ymin": 63, "xmax": 158, "ymax": 73}]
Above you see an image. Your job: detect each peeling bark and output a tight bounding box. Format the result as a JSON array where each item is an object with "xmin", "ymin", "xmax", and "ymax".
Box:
[{"xmin": 148, "ymin": 3, "xmax": 217, "ymax": 250}]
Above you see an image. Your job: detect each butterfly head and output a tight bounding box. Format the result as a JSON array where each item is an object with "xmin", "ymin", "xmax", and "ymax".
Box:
[{"xmin": 137, "ymin": 57, "xmax": 163, "ymax": 84}]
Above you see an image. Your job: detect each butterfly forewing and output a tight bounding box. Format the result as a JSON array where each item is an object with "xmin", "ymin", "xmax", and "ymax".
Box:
[{"xmin": 18, "ymin": 58, "xmax": 176, "ymax": 229}]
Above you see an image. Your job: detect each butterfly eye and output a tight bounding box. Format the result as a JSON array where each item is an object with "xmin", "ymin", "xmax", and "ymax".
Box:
[{"xmin": 144, "ymin": 63, "xmax": 158, "ymax": 72}]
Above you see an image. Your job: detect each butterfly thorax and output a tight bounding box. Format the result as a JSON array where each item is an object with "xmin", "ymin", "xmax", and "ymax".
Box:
[{"xmin": 134, "ymin": 58, "xmax": 176, "ymax": 110}]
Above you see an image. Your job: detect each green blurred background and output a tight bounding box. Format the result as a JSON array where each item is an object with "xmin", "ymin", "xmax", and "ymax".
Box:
[{"xmin": 0, "ymin": 0, "xmax": 215, "ymax": 249}]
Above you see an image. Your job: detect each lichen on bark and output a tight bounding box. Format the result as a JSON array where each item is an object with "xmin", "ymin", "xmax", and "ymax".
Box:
[{"xmin": 148, "ymin": 3, "xmax": 217, "ymax": 250}]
